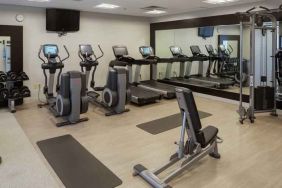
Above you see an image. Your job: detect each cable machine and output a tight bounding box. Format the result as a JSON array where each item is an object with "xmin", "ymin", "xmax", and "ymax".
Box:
[{"xmin": 238, "ymin": 6, "xmax": 281, "ymax": 124}]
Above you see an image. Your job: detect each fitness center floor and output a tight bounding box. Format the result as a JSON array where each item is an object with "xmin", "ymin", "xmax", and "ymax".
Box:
[{"xmin": 1, "ymin": 94, "xmax": 282, "ymax": 188}]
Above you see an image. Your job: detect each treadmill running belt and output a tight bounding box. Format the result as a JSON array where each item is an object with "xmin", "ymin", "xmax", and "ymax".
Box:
[
  {"xmin": 190, "ymin": 76, "xmax": 234, "ymax": 86},
  {"xmin": 37, "ymin": 135, "xmax": 123, "ymax": 188},
  {"xmin": 130, "ymin": 86, "xmax": 161, "ymax": 105},
  {"xmin": 140, "ymin": 80, "xmax": 176, "ymax": 98},
  {"xmin": 169, "ymin": 77, "xmax": 215, "ymax": 88},
  {"xmin": 137, "ymin": 112, "xmax": 211, "ymax": 135}
]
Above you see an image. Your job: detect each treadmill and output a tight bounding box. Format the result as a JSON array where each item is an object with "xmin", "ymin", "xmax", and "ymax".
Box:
[
  {"xmin": 162, "ymin": 46, "xmax": 216, "ymax": 88},
  {"xmin": 187, "ymin": 45, "xmax": 235, "ymax": 89},
  {"xmin": 112, "ymin": 45, "xmax": 162, "ymax": 105},
  {"xmin": 138, "ymin": 46, "xmax": 176, "ymax": 99}
]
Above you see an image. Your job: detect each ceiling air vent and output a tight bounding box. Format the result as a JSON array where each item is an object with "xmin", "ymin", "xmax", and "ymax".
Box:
[{"xmin": 141, "ymin": 6, "xmax": 167, "ymax": 11}]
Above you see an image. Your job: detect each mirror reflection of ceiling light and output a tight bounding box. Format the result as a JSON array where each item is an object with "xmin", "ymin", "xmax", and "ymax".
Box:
[
  {"xmin": 203, "ymin": 0, "xmax": 238, "ymax": 4},
  {"xmin": 95, "ymin": 3, "xmax": 120, "ymax": 9},
  {"xmin": 145, "ymin": 10, "xmax": 166, "ymax": 14}
]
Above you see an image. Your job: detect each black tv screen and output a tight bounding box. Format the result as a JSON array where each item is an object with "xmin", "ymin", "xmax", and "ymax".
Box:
[
  {"xmin": 46, "ymin": 9, "xmax": 80, "ymax": 32},
  {"xmin": 198, "ymin": 26, "xmax": 214, "ymax": 38}
]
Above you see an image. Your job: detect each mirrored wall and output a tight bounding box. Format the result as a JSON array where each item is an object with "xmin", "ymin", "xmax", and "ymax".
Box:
[{"xmin": 155, "ymin": 24, "xmax": 254, "ymax": 97}]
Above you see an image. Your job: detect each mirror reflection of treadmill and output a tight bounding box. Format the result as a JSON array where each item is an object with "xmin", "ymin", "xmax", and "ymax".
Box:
[
  {"xmin": 112, "ymin": 46, "xmax": 162, "ymax": 105},
  {"xmin": 158, "ymin": 46, "xmax": 215, "ymax": 88},
  {"xmin": 188, "ymin": 45, "xmax": 234, "ymax": 89}
]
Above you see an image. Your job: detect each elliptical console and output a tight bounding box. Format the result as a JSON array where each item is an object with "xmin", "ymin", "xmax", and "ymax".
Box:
[{"xmin": 38, "ymin": 44, "xmax": 89, "ymax": 127}]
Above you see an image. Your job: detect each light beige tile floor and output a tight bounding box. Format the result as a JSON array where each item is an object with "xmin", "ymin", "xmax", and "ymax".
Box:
[{"xmin": 5, "ymin": 95, "xmax": 282, "ymax": 188}]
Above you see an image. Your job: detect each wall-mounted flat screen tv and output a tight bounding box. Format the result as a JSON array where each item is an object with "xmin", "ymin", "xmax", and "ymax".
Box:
[
  {"xmin": 198, "ymin": 26, "xmax": 214, "ymax": 38},
  {"xmin": 46, "ymin": 8, "xmax": 80, "ymax": 32}
]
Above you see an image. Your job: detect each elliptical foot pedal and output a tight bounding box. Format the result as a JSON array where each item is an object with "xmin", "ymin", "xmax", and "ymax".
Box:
[
  {"xmin": 88, "ymin": 91, "xmax": 99, "ymax": 99},
  {"xmin": 56, "ymin": 117, "xmax": 89, "ymax": 127},
  {"xmin": 209, "ymin": 152, "xmax": 221, "ymax": 159}
]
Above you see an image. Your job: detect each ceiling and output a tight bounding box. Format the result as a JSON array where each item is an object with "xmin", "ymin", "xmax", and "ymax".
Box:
[{"xmin": 0, "ymin": 0, "xmax": 266, "ymax": 17}]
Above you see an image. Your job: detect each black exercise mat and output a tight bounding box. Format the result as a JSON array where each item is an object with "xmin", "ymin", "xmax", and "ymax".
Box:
[
  {"xmin": 137, "ymin": 111, "xmax": 211, "ymax": 135},
  {"xmin": 37, "ymin": 135, "xmax": 122, "ymax": 188}
]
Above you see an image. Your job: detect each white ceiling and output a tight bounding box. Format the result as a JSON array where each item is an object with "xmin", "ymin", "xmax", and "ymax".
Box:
[{"xmin": 0, "ymin": 0, "xmax": 266, "ymax": 17}]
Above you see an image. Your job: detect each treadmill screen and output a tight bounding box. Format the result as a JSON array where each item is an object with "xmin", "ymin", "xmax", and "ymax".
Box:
[
  {"xmin": 190, "ymin": 45, "xmax": 201, "ymax": 55},
  {"xmin": 170, "ymin": 46, "xmax": 182, "ymax": 56},
  {"xmin": 43, "ymin": 45, "xmax": 58, "ymax": 57},
  {"xmin": 140, "ymin": 47, "xmax": 153, "ymax": 56},
  {"xmin": 113, "ymin": 46, "xmax": 128, "ymax": 57}
]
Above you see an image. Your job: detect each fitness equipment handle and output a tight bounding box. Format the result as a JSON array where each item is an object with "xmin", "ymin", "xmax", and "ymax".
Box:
[
  {"xmin": 38, "ymin": 45, "xmax": 46, "ymax": 64},
  {"xmin": 246, "ymin": 7, "xmax": 256, "ymax": 13},
  {"xmin": 78, "ymin": 50, "xmax": 84, "ymax": 62},
  {"xmin": 61, "ymin": 45, "xmax": 70, "ymax": 62},
  {"xmin": 259, "ymin": 6, "xmax": 271, "ymax": 12},
  {"xmin": 95, "ymin": 45, "xmax": 104, "ymax": 61}
]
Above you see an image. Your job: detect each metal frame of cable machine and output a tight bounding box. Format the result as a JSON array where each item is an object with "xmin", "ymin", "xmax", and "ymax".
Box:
[{"xmin": 238, "ymin": 6, "xmax": 281, "ymax": 124}]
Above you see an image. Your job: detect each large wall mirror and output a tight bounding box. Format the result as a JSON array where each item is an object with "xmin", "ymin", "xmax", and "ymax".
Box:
[
  {"xmin": 151, "ymin": 14, "xmax": 282, "ymax": 101},
  {"xmin": 155, "ymin": 24, "xmax": 250, "ymax": 98},
  {"xmin": 0, "ymin": 25, "xmax": 23, "ymax": 73}
]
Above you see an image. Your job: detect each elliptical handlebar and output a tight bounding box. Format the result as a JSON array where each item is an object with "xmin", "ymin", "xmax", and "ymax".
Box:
[
  {"xmin": 246, "ymin": 7, "xmax": 256, "ymax": 13},
  {"xmin": 259, "ymin": 6, "xmax": 271, "ymax": 12},
  {"xmin": 61, "ymin": 45, "xmax": 70, "ymax": 62},
  {"xmin": 38, "ymin": 45, "xmax": 46, "ymax": 64},
  {"xmin": 95, "ymin": 45, "xmax": 104, "ymax": 61}
]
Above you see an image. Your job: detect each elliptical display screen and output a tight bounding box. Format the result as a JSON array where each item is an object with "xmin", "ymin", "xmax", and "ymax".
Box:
[{"xmin": 43, "ymin": 45, "xmax": 59, "ymax": 57}]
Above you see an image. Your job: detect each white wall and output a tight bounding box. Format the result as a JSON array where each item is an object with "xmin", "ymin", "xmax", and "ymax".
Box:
[
  {"xmin": 151, "ymin": 1, "xmax": 279, "ymax": 23},
  {"xmin": 0, "ymin": 5, "xmax": 150, "ymax": 98}
]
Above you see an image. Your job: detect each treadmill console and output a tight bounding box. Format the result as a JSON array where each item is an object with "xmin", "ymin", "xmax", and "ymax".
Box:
[
  {"xmin": 43, "ymin": 44, "xmax": 59, "ymax": 59},
  {"xmin": 170, "ymin": 46, "xmax": 183, "ymax": 57},
  {"xmin": 190, "ymin": 45, "xmax": 202, "ymax": 56},
  {"xmin": 113, "ymin": 46, "xmax": 128, "ymax": 58},
  {"xmin": 139, "ymin": 46, "xmax": 154, "ymax": 57},
  {"xmin": 79, "ymin": 44, "xmax": 94, "ymax": 57},
  {"xmin": 205, "ymin": 45, "xmax": 216, "ymax": 56}
]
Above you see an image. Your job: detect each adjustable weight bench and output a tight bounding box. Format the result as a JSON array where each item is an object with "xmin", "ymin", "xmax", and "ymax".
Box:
[{"xmin": 133, "ymin": 88, "xmax": 222, "ymax": 188}]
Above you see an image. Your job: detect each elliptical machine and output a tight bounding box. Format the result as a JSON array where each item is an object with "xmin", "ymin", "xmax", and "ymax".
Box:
[
  {"xmin": 38, "ymin": 44, "xmax": 89, "ymax": 127},
  {"xmin": 78, "ymin": 44, "xmax": 130, "ymax": 116}
]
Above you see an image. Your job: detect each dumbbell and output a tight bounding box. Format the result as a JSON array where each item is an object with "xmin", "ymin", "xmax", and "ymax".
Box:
[
  {"xmin": 0, "ymin": 88, "xmax": 8, "ymax": 101},
  {"xmin": 20, "ymin": 86, "xmax": 31, "ymax": 97},
  {"xmin": 0, "ymin": 83, "xmax": 4, "ymax": 89},
  {"xmin": 10, "ymin": 88, "xmax": 21, "ymax": 99},
  {"xmin": 0, "ymin": 71, "xmax": 7, "ymax": 82},
  {"xmin": 7, "ymin": 71, "xmax": 18, "ymax": 81},
  {"xmin": 18, "ymin": 72, "xmax": 30, "ymax": 81}
]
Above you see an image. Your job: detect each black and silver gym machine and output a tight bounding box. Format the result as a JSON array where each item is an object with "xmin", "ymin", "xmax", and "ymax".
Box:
[
  {"xmin": 238, "ymin": 6, "xmax": 281, "ymax": 124},
  {"xmin": 112, "ymin": 45, "xmax": 162, "ymax": 105},
  {"xmin": 188, "ymin": 45, "xmax": 234, "ymax": 89},
  {"xmin": 38, "ymin": 44, "xmax": 89, "ymax": 127},
  {"xmin": 167, "ymin": 45, "xmax": 216, "ymax": 88},
  {"xmin": 205, "ymin": 44, "xmax": 248, "ymax": 84},
  {"xmin": 78, "ymin": 44, "xmax": 130, "ymax": 116},
  {"xmin": 133, "ymin": 88, "xmax": 222, "ymax": 188}
]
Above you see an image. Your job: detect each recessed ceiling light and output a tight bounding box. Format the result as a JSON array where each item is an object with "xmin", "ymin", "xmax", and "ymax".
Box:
[
  {"xmin": 145, "ymin": 10, "xmax": 166, "ymax": 14},
  {"xmin": 28, "ymin": 0, "xmax": 50, "ymax": 2},
  {"xmin": 203, "ymin": 0, "xmax": 238, "ymax": 4},
  {"xmin": 95, "ymin": 3, "xmax": 120, "ymax": 9}
]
